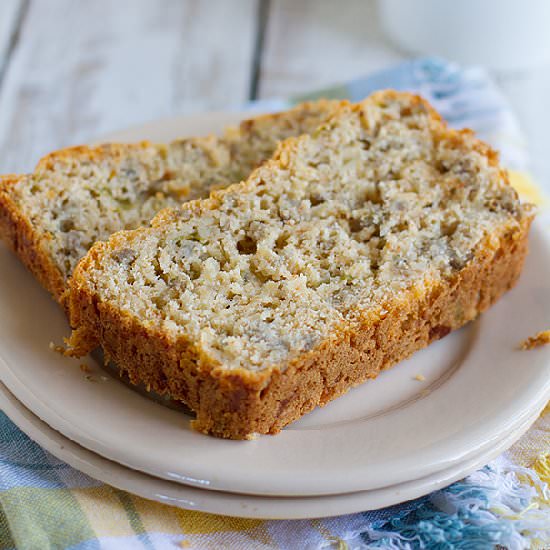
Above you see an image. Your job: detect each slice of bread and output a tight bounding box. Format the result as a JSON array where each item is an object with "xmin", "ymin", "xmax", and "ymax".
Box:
[
  {"xmin": 68, "ymin": 90, "xmax": 534, "ymax": 439},
  {"xmin": 0, "ymin": 101, "xmax": 339, "ymax": 304}
]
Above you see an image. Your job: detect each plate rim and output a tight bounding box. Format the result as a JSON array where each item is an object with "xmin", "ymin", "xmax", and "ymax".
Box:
[{"xmin": 0, "ymin": 380, "xmax": 542, "ymax": 520}]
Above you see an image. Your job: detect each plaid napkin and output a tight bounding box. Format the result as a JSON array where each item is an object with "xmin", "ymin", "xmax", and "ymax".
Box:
[{"xmin": 1, "ymin": 58, "xmax": 549, "ymax": 550}]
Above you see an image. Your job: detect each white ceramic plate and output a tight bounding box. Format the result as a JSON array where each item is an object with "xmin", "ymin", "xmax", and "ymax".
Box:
[
  {"xmin": 0, "ymin": 380, "xmax": 542, "ymax": 520},
  {"xmin": 0, "ymin": 113, "xmax": 549, "ymax": 498}
]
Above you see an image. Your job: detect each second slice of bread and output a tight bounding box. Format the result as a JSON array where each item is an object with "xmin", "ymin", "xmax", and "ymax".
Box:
[
  {"xmin": 67, "ymin": 91, "xmax": 534, "ymax": 439},
  {"xmin": 0, "ymin": 101, "xmax": 339, "ymax": 304}
]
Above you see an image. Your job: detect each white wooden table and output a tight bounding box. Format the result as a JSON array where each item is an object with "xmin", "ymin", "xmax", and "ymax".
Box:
[{"xmin": 0, "ymin": 0, "xmax": 549, "ymax": 187}]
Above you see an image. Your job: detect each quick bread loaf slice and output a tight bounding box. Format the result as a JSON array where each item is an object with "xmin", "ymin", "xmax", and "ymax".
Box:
[
  {"xmin": 68, "ymin": 91, "xmax": 534, "ymax": 439},
  {"xmin": 0, "ymin": 100, "xmax": 339, "ymax": 303}
]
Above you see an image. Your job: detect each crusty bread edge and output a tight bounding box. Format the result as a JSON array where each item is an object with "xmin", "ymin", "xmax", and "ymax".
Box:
[{"xmin": 0, "ymin": 175, "xmax": 67, "ymax": 303}]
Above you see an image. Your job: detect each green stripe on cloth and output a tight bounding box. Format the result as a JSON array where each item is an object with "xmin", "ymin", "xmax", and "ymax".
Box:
[
  {"xmin": 0, "ymin": 503, "xmax": 15, "ymax": 550},
  {"xmin": 113, "ymin": 489, "xmax": 155, "ymax": 549},
  {"xmin": 0, "ymin": 487, "xmax": 95, "ymax": 550}
]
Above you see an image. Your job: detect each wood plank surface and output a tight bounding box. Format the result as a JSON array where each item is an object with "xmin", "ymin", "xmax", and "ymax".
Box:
[
  {"xmin": 258, "ymin": 0, "xmax": 404, "ymax": 99},
  {"xmin": 0, "ymin": 0, "xmax": 258, "ymax": 173},
  {"xmin": 1, "ymin": 0, "xmax": 548, "ymax": 190},
  {"xmin": 0, "ymin": 0, "xmax": 24, "ymax": 81}
]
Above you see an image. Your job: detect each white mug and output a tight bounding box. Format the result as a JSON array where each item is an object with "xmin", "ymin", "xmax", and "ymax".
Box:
[{"xmin": 378, "ymin": 0, "xmax": 550, "ymax": 71}]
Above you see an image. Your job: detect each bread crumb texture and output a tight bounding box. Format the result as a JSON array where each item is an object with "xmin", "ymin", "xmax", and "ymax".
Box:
[
  {"xmin": 0, "ymin": 101, "xmax": 339, "ymax": 300},
  {"xmin": 72, "ymin": 92, "xmax": 531, "ymax": 371},
  {"xmin": 521, "ymin": 330, "xmax": 550, "ymax": 350},
  {"xmin": 48, "ymin": 342, "xmax": 66, "ymax": 355}
]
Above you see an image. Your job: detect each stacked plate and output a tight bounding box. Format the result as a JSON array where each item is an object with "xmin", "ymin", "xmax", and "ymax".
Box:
[{"xmin": 0, "ymin": 115, "xmax": 549, "ymax": 519}]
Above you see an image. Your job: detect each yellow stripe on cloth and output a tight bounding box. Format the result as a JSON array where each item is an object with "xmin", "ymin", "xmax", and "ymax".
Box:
[
  {"xmin": 131, "ymin": 496, "xmax": 188, "ymax": 535},
  {"xmin": 175, "ymin": 509, "xmax": 263, "ymax": 534},
  {"xmin": 506, "ymin": 401, "xmax": 550, "ymax": 468},
  {"xmin": 71, "ymin": 486, "xmax": 139, "ymax": 537},
  {"xmin": 508, "ymin": 170, "xmax": 548, "ymax": 207},
  {"xmin": 522, "ymin": 453, "xmax": 550, "ymax": 550},
  {"xmin": 533, "ymin": 453, "xmax": 550, "ymax": 485},
  {"xmin": 74, "ymin": 488, "xmax": 272, "ymax": 541},
  {"xmin": 505, "ymin": 398, "xmax": 550, "ymax": 549}
]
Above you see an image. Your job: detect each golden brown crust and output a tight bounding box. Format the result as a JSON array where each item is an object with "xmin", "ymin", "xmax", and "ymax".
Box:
[
  {"xmin": 34, "ymin": 141, "xmax": 155, "ymax": 172},
  {"xmin": 0, "ymin": 175, "xmax": 66, "ymax": 302},
  {"xmin": 68, "ymin": 212, "xmax": 533, "ymax": 439},
  {"xmin": 521, "ymin": 329, "xmax": 550, "ymax": 350}
]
